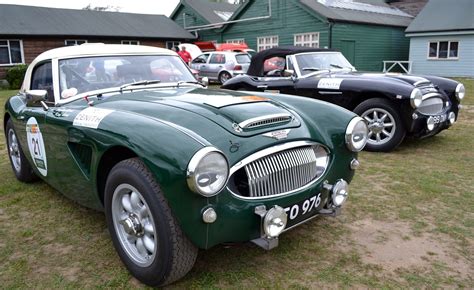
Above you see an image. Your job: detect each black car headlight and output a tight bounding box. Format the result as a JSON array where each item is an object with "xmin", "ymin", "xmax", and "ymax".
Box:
[
  {"xmin": 410, "ymin": 88, "xmax": 423, "ymax": 108},
  {"xmin": 345, "ymin": 117, "xmax": 368, "ymax": 152},
  {"xmin": 455, "ymin": 83, "xmax": 465, "ymax": 101},
  {"xmin": 187, "ymin": 147, "xmax": 229, "ymax": 197}
]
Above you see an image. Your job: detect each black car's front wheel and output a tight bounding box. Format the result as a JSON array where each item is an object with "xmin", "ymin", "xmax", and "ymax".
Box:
[
  {"xmin": 104, "ymin": 158, "xmax": 198, "ymax": 286},
  {"xmin": 354, "ymin": 98, "xmax": 405, "ymax": 152}
]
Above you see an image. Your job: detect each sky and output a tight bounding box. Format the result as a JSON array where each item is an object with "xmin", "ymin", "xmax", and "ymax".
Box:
[{"xmin": 0, "ymin": 0, "xmax": 181, "ymax": 16}]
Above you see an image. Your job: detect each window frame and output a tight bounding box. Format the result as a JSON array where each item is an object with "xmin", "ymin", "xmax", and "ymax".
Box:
[
  {"xmin": 64, "ymin": 39, "xmax": 88, "ymax": 46},
  {"xmin": 293, "ymin": 32, "xmax": 320, "ymax": 48},
  {"xmin": 226, "ymin": 38, "xmax": 245, "ymax": 44},
  {"xmin": 0, "ymin": 39, "xmax": 25, "ymax": 66},
  {"xmin": 166, "ymin": 41, "xmax": 181, "ymax": 49},
  {"xmin": 427, "ymin": 40, "xmax": 459, "ymax": 60},
  {"xmin": 257, "ymin": 35, "xmax": 279, "ymax": 52},
  {"xmin": 121, "ymin": 40, "xmax": 140, "ymax": 45}
]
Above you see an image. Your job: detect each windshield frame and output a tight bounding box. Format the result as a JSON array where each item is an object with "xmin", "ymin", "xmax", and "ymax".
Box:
[
  {"xmin": 52, "ymin": 53, "xmax": 198, "ymax": 106},
  {"xmin": 290, "ymin": 52, "xmax": 356, "ymax": 78}
]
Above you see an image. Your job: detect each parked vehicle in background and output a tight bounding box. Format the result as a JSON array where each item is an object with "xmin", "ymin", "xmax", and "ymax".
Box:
[
  {"xmin": 4, "ymin": 44, "xmax": 368, "ymax": 286},
  {"xmin": 222, "ymin": 46, "xmax": 465, "ymax": 152},
  {"xmin": 194, "ymin": 41, "xmax": 256, "ymax": 57},
  {"xmin": 191, "ymin": 51, "xmax": 251, "ymax": 83},
  {"xmin": 178, "ymin": 43, "xmax": 203, "ymax": 60}
]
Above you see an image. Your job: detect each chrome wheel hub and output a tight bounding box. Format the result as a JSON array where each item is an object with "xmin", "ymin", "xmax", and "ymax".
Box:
[
  {"xmin": 8, "ymin": 128, "xmax": 21, "ymax": 172},
  {"xmin": 112, "ymin": 184, "xmax": 157, "ymax": 267},
  {"xmin": 362, "ymin": 108, "xmax": 396, "ymax": 145}
]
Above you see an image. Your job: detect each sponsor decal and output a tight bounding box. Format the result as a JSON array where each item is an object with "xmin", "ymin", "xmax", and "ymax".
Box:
[
  {"xmin": 317, "ymin": 78, "xmax": 343, "ymax": 90},
  {"xmin": 73, "ymin": 107, "xmax": 114, "ymax": 129},
  {"xmin": 262, "ymin": 129, "xmax": 291, "ymax": 140},
  {"xmin": 26, "ymin": 117, "xmax": 47, "ymax": 176}
]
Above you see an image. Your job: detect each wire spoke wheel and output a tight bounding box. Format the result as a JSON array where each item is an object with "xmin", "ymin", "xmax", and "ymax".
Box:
[
  {"xmin": 361, "ymin": 108, "xmax": 397, "ymax": 146},
  {"xmin": 7, "ymin": 128, "xmax": 22, "ymax": 172},
  {"xmin": 112, "ymin": 183, "xmax": 157, "ymax": 267}
]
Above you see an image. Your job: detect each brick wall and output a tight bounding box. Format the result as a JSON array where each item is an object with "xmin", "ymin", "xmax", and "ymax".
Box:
[{"xmin": 0, "ymin": 37, "xmax": 167, "ymax": 79}]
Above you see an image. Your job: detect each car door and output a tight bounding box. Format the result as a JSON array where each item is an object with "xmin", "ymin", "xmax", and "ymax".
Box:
[
  {"xmin": 15, "ymin": 61, "xmax": 54, "ymax": 180},
  {"xmin": 207, "ymin": 53, "xmax": 226, "ymax": 80},
  {"xmin": 190, "ymin": 53, "xmax": 210, "ymax": 77}
]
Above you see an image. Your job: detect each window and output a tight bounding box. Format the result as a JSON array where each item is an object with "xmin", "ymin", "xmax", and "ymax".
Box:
[
  {"xmin": 31, "ymin": 62, "xmax": 54, "ymax": 102},
  {"xmin": 257, "ymin": 36, "xmax": 279, "ymax": 51},
  {"xmin": 294, "ymin": 32, "xmax": 319, "ymax": 47},
  {"xmin": 121, "ymin": 40, "xmax": 140, "ymax": 45},
  {"xmin": 428, "ymin": 41, "xmax": 459, "ymax": 59},
  {"xmin": 65, "ymin": 40, "xmax": 87, "ymax": 46},
  {"xmin": 209, "ymin": 53, "xmax": 226, "ymax": 64},
  {"xmin": 226, "ymin": 39, "xmax": 245, "ymax": 44},
  {"xmin": 0, "ymin": 40, "xmax": 24, "ymax": 65},
  {"xmin": 192, "ymin": 54, "xmax": 210, "ymax": 64},
  {"xmin": 166, "ymin": 41, "xmax": 181, "ymax": 49}
]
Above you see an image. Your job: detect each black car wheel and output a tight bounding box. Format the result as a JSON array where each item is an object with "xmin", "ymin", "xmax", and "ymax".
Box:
[
  {"xmin": 5, "ymin": 119, "xmax": 38, "ymax": 182},
  {"xmin": 104, "ymin": 158, "xmax": 198, "ymax": 287},
  {"xmin": 218, "ymin": 71, "xmax": 232, "ymax": 84},
  {"xmin": 354, "ymin": 98, "xmax": 405, "ymax": 152}
]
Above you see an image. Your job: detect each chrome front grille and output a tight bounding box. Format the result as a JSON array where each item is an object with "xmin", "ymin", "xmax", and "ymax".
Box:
[
  {"xmin": 418, "ymin": 96, "xmax": 445, "ymax": 115},
  {"xmin": 228, "ymin": 142, "xmax": 329, "ymax": 199}
]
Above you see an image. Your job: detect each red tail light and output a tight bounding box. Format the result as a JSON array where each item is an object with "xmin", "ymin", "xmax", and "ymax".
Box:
[{"xmin": 234, "ymin": 65, "xmax": 242, "ymax": 70}]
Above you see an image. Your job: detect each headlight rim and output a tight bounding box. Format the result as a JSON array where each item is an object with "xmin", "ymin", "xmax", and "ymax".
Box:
[
  {"xmin": 345, "ymin": 116, "xmax": 368, "ymax": 152},
  {"xmin": 455, "ymin": 83, "xmax": 465, "ymax": 101},
  {"xmin": 410, "ymin": 88, "xmax": 423, "ymax": 108},
  {"xmin": 187, "ymin": 146, "xmax": 229, "ymax": 197}
]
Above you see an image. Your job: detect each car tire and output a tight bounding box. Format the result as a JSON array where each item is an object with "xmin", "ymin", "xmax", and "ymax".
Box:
[
  {"xmin": 104, "ymin": 158, "xmax": 198, "ymax": 287},
  {"xmin": 218, "ymin": 71, "xmax": 232, "ymax": 84},
  {"xmin": 354, "ymin": 98, "xmax": 406, "ymax": 152},
  {"xmin": 5, "ymin": 118, "xmax": 38, "ymax": 182}
]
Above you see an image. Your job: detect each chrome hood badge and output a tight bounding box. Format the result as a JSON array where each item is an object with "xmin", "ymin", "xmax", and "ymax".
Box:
[{"xmin": 262, "ymin": 129, "xmax": 291, "ymax": 140}]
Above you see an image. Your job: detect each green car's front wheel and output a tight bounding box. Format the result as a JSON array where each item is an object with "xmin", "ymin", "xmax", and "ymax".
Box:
[
  {"xmin": 5, "ymin": 119, "xmax": 37, "ymax": 182},
  {"xmin": 104, "ymin": 158, "xmax": 198, "ymax": 286}
]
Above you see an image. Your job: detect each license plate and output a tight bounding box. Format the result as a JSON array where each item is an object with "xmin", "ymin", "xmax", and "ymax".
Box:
[
  {"xmin": 283, "ymin": 193, "xmax": 322, "ymax": 227},
  {"xmin": 432, "ymin": 114, "xmax": 446, "ymax": 124}
]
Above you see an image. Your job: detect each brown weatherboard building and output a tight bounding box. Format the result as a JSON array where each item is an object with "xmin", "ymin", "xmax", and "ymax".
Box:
[{"xmin": 0, "ymin": 4, "xmax": 197, "ymax": 79}]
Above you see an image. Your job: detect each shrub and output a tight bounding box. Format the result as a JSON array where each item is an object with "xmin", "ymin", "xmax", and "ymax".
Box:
[{"xmin": 5, "ymin": 64, "xmax": 28, "ymax": 89}]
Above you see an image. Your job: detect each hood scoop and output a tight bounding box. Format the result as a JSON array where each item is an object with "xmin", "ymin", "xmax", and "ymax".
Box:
[{"xmin": 238, "ymin": 113, "xmax": 293, "ymax": 130}]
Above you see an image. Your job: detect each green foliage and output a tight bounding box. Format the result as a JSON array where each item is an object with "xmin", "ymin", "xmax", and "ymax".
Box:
[{"xmin": 5, "ymin": 64, "xmax": 28, "ymax": 89}]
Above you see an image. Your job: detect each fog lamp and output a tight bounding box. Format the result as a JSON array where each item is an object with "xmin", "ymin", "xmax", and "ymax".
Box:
[
  {"xmin": 332, "ymin": 179, "xmax": 349, "ymax": 207},
  {"xmin": 202, "ymin": 208, "xmax": 217, "ymax": 224},
  {"xmin": 448, "ymin": 112, "xmax": 456, "ymax": 125},
  {"xmin": 426, "ymin": 116, "xmax": 436, "ymax": 131},
  {"xmin": 263, "ymin": 206, "xmax": 287, "ymax": 238}
]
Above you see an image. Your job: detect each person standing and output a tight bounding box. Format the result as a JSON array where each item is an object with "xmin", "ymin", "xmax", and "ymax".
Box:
[{"xmin": 177, "ymin": 46, "xmax": 192, "ymax": 65}]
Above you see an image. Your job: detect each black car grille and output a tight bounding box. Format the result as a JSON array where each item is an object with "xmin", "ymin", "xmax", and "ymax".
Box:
[
  {"xmin": 228, "ymin": 143, "xmax": 329, "ymax": 199},
  {"xmin": 418, "ymin": 97, "xmax": 445, "ymax": 115}
]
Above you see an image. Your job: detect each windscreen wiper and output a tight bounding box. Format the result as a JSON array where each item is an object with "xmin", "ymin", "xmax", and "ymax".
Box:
[
  {"xmin": 119, "ymin": 80, "xmax": 161, "ymax": 92},
  {"xmin": 330, "ymin": 64, "xmax": 343, "ymax": 69},
  {"xmin": 302, "ymin": 67, "xmax": 322, "ymax": 71}
]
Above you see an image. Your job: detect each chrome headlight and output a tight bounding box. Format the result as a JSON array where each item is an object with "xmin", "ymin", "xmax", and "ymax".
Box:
[
  {"xmin": 187, "ymin": 147, "xmax": 229, "ymax": 197},
  {"xmin": 345, "ymin": 117, "xmax": 368, "ymax": 152},
  {"xmin": 410, "ymin": 88, "xmax": 423, "ymax": 108},
  {"xmin": 455, "ymin": 83, "xmax": 465, "ymax": 101}
]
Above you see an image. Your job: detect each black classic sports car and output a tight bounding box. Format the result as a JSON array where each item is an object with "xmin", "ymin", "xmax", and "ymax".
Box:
[{"xmin": 222, "ymin": 47, "xmax": 465, "ymax": 152}]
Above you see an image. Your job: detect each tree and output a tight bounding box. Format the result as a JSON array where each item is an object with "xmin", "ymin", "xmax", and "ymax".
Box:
[{"xmin": 82, "ymin": 4, "xmax": 120, "ymax": 11}]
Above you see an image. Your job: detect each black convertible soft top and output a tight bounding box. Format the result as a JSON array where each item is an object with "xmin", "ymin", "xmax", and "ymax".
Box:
[{"xmin": 247, "ymin": 46, "xmax": 334, "ymax": 77}]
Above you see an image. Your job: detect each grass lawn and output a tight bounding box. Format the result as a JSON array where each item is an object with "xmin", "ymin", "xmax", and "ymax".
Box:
[{"xmin": 1, "ymin": 78, "xmax": 473, "ymax": 288}]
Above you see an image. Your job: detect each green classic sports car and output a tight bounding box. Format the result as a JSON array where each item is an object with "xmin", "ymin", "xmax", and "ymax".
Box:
[{"xmin": 4, "ymin": 44, "xmax": 368, "ymax": 286}]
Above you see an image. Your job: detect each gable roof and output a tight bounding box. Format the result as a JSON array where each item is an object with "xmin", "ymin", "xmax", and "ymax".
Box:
[
  {"xmin": 406, "ymin": 0, "xmax": 474, "ymax": 33},
  {"xmin": 0, "ymin": 4, "xmax": 196, "ymax": 39},
  {"xmin": 299, "ymin": 0, "xmax": 413, "ymax": 27},
  {"xmin": 170, "ymin": 0, "xmax": 240, "ymax": 25}
]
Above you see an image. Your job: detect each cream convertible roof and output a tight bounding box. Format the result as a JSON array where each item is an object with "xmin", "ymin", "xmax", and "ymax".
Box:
[{"xmin": 21, "ymin": 44, "xmax": 178, "ymax": 95}]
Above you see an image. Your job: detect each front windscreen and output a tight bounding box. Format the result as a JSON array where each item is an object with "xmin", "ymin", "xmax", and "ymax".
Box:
[
  {"xmin": 295, "ymin": 53, "xmax": 354, "ymax": 76},
  {"xmin": 58, "ymin": 55, "xmax": 196, "ymax": 98}
]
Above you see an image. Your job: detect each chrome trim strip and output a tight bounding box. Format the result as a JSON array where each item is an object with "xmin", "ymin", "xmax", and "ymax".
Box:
[
  {"xmin": 318, "ymin": 91, "xmax": 343, "ymax": 95},
  {"xmin": 228, "ymin": 141, "xmax": 330, "ymax": 200},
  {"xmin": 282, "ymin": 214, "xmax": 320, "ymax": 233},
  {"xmin": 238, "ymin": 113, "xmax": 293, "ymax": 129},
  {"xmin": 421, "ymin": 92, "xmax": 443, "ymax": 101},
  {"xmin": 414, "ymin": 80, "xmax": 431, "ymax": 87}
]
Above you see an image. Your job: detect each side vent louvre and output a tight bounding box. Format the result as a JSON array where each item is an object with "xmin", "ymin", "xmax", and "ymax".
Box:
[{"xmin": 68, "ymin": 142, "xmax": 93, "ymax": 177}]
